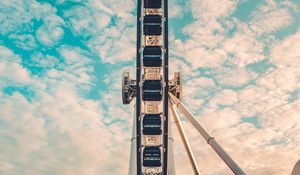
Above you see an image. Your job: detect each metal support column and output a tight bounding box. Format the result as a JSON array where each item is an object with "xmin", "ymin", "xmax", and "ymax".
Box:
[
  {"xmin": 163, "ymin": 0, "xmax": 170, "ymax": 174},
  {"xmin": 292, "ymin": 160, "xmax": 300, "ymax": 175},
  {"xmin": 169, "ymin": 101, "xmax": 201, "ymax": 175},
  {"xmin": 129, "ymin": 108, "xmax": 137, "ymax": 175},
  {"xmin": 169, "ymin": 93, "xmax": 246, "ymax": 175},
  {"xmin": 135, "ymin": 0, "xmax": 142, "ymax": 174},
  {"xmin": 168, "ymin": 107, "xmax": 176, "ymax": 175}
]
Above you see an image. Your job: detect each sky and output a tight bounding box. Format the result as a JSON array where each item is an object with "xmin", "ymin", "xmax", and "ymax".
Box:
[{"xmin": 0, "ymin": 0, "xmax": 300, "ymax": 174}]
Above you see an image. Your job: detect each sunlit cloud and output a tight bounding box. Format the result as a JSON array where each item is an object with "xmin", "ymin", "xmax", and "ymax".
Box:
[{"xmin": 0, "ymin": 0, "xmax": 300, "ymax": 175}]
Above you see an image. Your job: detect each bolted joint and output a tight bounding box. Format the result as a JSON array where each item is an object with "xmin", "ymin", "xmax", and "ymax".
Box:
[
  {"xmin": 122, "ymin": 71, "xmax": 136, "ymax": 104},
  {"xmin": 169, "ymin": 71, "xmax": 183, "ymax": 101}
]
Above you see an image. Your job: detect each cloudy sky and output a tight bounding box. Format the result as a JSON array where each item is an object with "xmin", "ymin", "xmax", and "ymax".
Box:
[{"xmin": 1, "ymin": 0, "xmax": 300, "ymax": 174}]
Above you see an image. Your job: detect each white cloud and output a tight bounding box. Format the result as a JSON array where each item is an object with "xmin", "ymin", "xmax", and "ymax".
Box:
[
  {"xmin": 221, "ymin": 31, "xmax": 265, "ymax": 66},
  {"xmin": 185, "ymin": 47, "xmax": 227, "ymax": 68},
  {"xmin": 90, "ymin": 0, "xmax": 114, "ymax": 15},
  {"xmin": 64, "ymin": 5, "xmax": 110, "ymax": 37},
  {"xmin": 215, "ymin": 67, "xmax": 256, "ymax": 87},
  {"xmin": 30, "ymin": 52, "xmax": 59, "ymax": 69},
  {"xmin": 0, "ymin": 0, "xmax": 59, "ymax": 35},
  {"xmin": 250, "ymin": 8, "xmax": 292, "ymax": 35},
  {"xmin": 0, "ymin": 44, "xmax": 131, "ymax": 175},
  {"xmin": 209, "ymin": 89, "xmax": 238, "ymax": 108},
  {"xmin": 63, "ymin": 1, "xmax": 136, "ymax": 64},
  {"xmin": 90, "ymin": 0, "xmax": 134, "ymax": 19},
  {"xmin": 190, "ymin": 0, "xmax": 237, "ymax": 21},
  {"xmin": 271, "ymin": 31, "xmax": 300, "ymax": 66},
  {"xmin": 1, "ymin": 0, "xmax": 300, "ymax": 174},
  {"xmin": 167, "ymin": 1, "xmax": 300, "ymax": 174},
  {"xmin": 55, "ymin": 0, "xmax": 83, "ymax": 5},
  {"xmin": 169, "ymin": 0, "xmax": 185, "ymax": 18},
  {"xmin": 9, "ymin": 34, "xmax": 38, "ymax": 51},
  {"xmin": 0, "ymin": 46, "xmax": 32, "ymax": 86}
]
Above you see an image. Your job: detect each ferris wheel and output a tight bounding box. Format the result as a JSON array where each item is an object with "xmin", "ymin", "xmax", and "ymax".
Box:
[{"xmin": 122, "ymin": 0, "xmax": 246, "ymax": 175}]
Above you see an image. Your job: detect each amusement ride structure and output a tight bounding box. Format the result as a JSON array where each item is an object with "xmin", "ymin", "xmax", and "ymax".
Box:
[
  {"xmin": 121, "ymin": 0, "xmax": 299, "ymax": 174},
  {"xmin": 121, "ymin": 1, "xmax": 246, "ymax": 174}
]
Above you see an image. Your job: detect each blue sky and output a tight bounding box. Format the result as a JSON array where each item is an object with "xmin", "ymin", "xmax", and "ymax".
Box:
[{"xmin": 1, "ymin": 0, "xmax": 300, "ymax": 174}]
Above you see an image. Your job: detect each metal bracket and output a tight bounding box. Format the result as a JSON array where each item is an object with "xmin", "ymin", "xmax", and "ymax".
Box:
[
  {"xmin": 169, "ymin": 72, "xmax": 182, "ymax": 101},
  {"xmin": 122, "ymin": 71, "xmax": 136, "ymax": 104}
]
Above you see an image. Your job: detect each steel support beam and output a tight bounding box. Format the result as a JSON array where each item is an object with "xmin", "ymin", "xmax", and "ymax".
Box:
[
  {"xmin": 169, "ymin": 93, "xmax": 246, "ymax": 175},
  {"xmin": 163, "ymin": 0, "xmax": 170, "ymax": 174},
  {"xmin": 169, "ymin": 101, "xmax": 200, "ymax": 175},
  {"xmin": 129, "ymin": 107, "xmax": 137, "ymax": 175},
  {"xmin": 168, "ymin": 112, "xmax": 176, "ymax": 175},
  {"xmin": 292, "ymin": 160, "xmax": 300, "ymax": 175},
  {"xmin": 135, "ymin": 0, "xmax": 142, "ymax": 173}
]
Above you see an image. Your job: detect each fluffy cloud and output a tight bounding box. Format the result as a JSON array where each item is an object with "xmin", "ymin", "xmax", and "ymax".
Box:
[
  {"xmin": 0, "ymin": 46, "xmax": 32, "ymax": 86},
  {"xmin": 36, "ymin": 15, "xmax": 65, "ymax": 46},
  {"xmin": 0, "ymin": 43, "xmax": 130, "ymax": 175},
  {"xmin": 0, "ymin": 0, "xmax": 136, "ymax": 174},
  {"xmin": 271, "ymin": 31, "xmax": 300, "ymax": 66},
  {"xmin": 168, "ymin": 0, "xmax": 300, "ymax": 175},
  {"xmin": 250, "ymin": 1, "xmax": 294, "ymax": 35},
  {"xmin": 1, "ymin": 0, "xmax": 300, "ymax": 175}
]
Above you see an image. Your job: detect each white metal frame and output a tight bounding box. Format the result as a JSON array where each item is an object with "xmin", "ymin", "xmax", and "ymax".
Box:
[
  {"xmin": 169, "ymin": 93, "xmax": 246, "ymax": 175},
  {"xmin": 169, "ymin": 100, "xmax": 200, "ymax": 175}
]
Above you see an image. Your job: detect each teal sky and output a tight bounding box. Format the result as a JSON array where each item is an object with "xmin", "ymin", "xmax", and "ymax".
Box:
[{"xmin": 1, "ymin": 0, "xmax": 300, "ymax": 174}]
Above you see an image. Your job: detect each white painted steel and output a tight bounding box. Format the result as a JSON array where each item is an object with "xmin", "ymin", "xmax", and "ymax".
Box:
[
  {"xmin": 129, "ymin": 108, "xmax": 137, "ymax": 175},
  {"xmin": 169, "ymin": 93, "xmax": 212, "ymax": 141},
  {"xmin": 168, "ymin": 111, "xmax": 176, "ymax": 175},
  {"xmin": 292, "ymin": 160, "xmax": 300, "ymax": 175},
  {"xmin": 169, "ymin": 93, "xmax": 246, "ymax": 175},
  {"xmin": 169, "ymin": 101, "xmax": 200, "ymax": 175}
]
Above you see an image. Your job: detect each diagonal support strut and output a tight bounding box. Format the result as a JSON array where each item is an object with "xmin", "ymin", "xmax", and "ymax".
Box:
[
  {"xmin": 169, "ymin": 100, "xmax": 201, "ymax": 175},
  {"xmin": 169, "ymin": 93, "xmax": 246, "ymax": 175}
]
